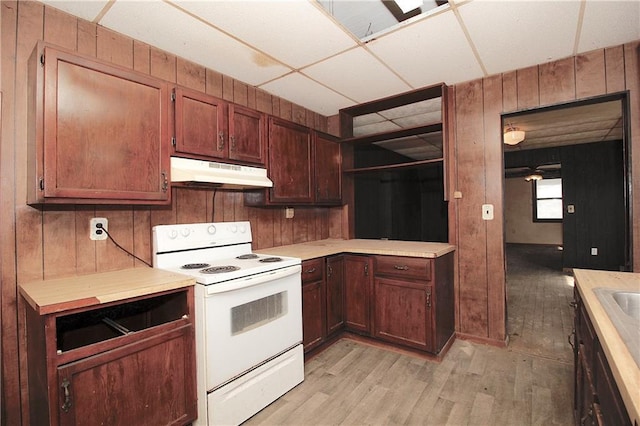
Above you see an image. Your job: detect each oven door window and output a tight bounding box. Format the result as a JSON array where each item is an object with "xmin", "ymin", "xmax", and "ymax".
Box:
[{"xmin": 231, "ymin": 291, "xmax": 287, "ymax": 335}]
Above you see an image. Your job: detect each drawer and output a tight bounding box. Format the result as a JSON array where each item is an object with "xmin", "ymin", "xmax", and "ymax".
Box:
[
  {"xmin": 301, "ymin": 258, "xmax": 324, "ymax": 283},
  {"xmin": 374, "ymin": 256, "xmax": 431, "ymax": 281}
]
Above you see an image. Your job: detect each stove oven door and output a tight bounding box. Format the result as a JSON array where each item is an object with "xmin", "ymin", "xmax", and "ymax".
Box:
[{"xmin": 201, "ymin": 264, "xmax": 302, "ymax": 390}]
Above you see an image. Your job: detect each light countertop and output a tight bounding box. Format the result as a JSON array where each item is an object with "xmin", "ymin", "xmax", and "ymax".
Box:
[
  {"xmin": 255, "ymin": 238, "xmax": 455, "ymax": 261},
  {"xmin": 573, "ymin": 269, "xmax": 640, "ymax": 425},
  {"xmin": 20, "ymin": 267, "xmax": 195, "ymax": 315}
]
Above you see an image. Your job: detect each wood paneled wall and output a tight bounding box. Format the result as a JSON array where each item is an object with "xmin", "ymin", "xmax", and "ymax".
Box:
[
  {"xmin": 451, "ymin": 42, "xmax": 640, "ymax": 344},
  {"xmin": 0, "ymin": 3, "xmax": 342, "ymax": 423}
]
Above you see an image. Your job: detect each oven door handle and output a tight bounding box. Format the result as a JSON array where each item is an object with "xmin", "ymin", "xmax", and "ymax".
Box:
[{"xmin": 205, "ymin": 264, "xmax": 302, "ymax": 295}]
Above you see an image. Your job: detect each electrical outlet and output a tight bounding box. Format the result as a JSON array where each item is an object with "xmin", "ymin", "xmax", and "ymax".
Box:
[
  {"xmin": 591, "ymin": 247, "xmax": 598, "ymax": 256},
  {"xmin": 482, "ymin": 204, "xmax": 494, "ymax": 220},
  {"xmin": 285, "ymin": 208, "xmax": 295, "ymax": 219},
  {"xmin": 90, "ymin": 218, "xmax": 108, "ymax": 241}
]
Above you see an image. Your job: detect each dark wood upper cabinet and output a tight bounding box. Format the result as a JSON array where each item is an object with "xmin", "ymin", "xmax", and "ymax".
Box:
[
  {"xmin": 314, "ymin": 132, "xmax": 342, "ymax": 204},
  {"xmin": 27, "ymin": 42, "xmax": 171, "ymax": 205},
  {"xmin": 244, "ymin": 117, "xmax": 342, "ymax": 206},
  {"xmin": 173, "ymin": 88, "xmax": 265, "ymax": 166},
  {"xmin": 173, "ymin": 87, "xmax": 227, "ymax": 160},
  {"xmin": 228, "ymin": 104, "xmax": 266, "ymax": 164}
]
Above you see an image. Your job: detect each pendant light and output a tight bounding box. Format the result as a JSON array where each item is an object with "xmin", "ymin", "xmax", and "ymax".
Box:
[{"xmin": 503, "ymin": 126, "xmax": 525, "ymax": 145}]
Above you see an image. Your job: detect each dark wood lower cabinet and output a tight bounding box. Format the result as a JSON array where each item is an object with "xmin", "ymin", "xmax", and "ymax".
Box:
[
  {"xmin": 302, "ymin": 252, "xmax": 454, "ymax": 358},
  {"xmin": 374, "ymin": 277, "xmax": 433, "ymax": 351},
  {"xmin": 326, "ymin": 255, "xmax": 345, "ymax": 336},
  {"xmin": 344, "ymin": 255, "xmax": 372, "ymax": 334},
  {"xmin": 25, "ymin": 287, "xmax": 196, "ymax": 426},
  {"xmin": 574, "ymin": 289, "xmax": 631, "ymax": 426},
  {"xmin": 301, "ymin": 258, "xmax": 326, "ymax": 353}
]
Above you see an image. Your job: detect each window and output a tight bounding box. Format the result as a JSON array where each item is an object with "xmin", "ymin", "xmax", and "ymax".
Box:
[{"xmin": 533, "ymin": 178, "xmax": 563, "ymax": 221}]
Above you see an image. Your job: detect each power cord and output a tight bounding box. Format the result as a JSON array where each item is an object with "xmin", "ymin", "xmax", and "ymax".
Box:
[{"xmin": 95, "ymin": 223, "xmax": 153, "ymax": 267}]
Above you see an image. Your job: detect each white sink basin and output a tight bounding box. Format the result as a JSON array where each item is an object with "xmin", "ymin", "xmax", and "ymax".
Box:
[
  {"xmin": 594, "ymin": 288, "xmax": 640, "ymax": 368},
  {"xmin": 612, "ymin": 291, "xmax": 640, "ymax": 320}
]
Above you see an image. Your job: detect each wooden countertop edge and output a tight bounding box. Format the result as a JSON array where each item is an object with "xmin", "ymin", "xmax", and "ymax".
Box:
[
  {"xmin": 255, "ymin": 239, "xmax": 456, "ymax": 261},
  {"xmin": 573, "ymin": 269, "xmax": 640, "ymax": 425},
  {"xmin": 19, "ymin": 268, "xmax": 195, "ymax": 315}
]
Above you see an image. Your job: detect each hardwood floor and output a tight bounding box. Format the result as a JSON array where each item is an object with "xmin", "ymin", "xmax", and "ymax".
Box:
[{"xmin": 245, "ymin": 244, "xmax": 574, "ymax": 425}]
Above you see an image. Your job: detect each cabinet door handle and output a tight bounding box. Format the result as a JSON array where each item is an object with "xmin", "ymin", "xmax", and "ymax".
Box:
[
  {"xmin": 305, "ymin": 267, "xmax": 316, "ymax": 274},
  {"xmin": 568, "ymin": 329, "xmax": 575, "ymax": 350},
  {"xmin": 161, "ymin": 171, "xmax": 168, "ymax": 192},
  {"xmin": 327, "ymin": 265, "xmax": 333, "ymax": 277},
  {"xmin": 394, "ymin": 265, "xmax": 409, "ymax": 271},
  {"xmin": 61, "ymin": 378, "xmax": 72, "ymax": 413},
  {"xmin": 230, "ymin": 135, "xmax": 236, "ymax": 151},
  {"xmin": 426, "ymin": 288, "xmax": 432, "ymax": 308},
  {"xmin": 218, "ymin": 131, "xmax": 225, "ymax": 150},
  {"xmin": 569, "ymin": 300, "xmax": 577, "ymax": 309},
  {"xmin": 364, "ymin": 263, "xmax": 369, "ymax": 276}
]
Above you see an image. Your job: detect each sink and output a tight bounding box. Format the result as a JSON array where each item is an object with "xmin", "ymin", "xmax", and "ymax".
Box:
[
  {"xmin": 594, "ymin": 288, "xmax": 640, "ymax": 368},
  {"xmin": 612, "ymin": 291, "xmax": 640, "ymax": 320}
]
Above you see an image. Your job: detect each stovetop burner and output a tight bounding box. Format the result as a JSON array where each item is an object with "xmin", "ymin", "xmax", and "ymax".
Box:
[
  {"xmin": 236, "ymin": 254, "xmax": 259, "ymax": 260},
  {"xmin": 201, "ymin": 265, "xmax": 241, "ymax": 274},
  {"xmin": 182, "ymin": 263, "xmax": 211, "ymax": 269},
  {"xmin": 259, "ymin": 257, "xmax": 282, "ymax": 263}
]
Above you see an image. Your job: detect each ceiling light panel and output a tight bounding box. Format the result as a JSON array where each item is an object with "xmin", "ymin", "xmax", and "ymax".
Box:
[
  {"xmin": 303, "ymin": 47, "xmax": 411, "ymax": 103},
  {"xmin": 99, "ymin": 1, "xmax": 290, "ymax": 86},
  {"xmin": 41, "ymin": 1, "xmax": 109, "ymax": 22},
  {"xmin": 367, "ymin": 9, "xmax": 483, "ymax": 87},
  {"xmin": 172, "ymin": 1, "xmax": 357, "ymax": 70},
  {"xmin": 260, "ymin": 73, "xmax": 353, "ymax": 116},
  {"xmin": 578, "ymin": 0, "xmax": 640, "ymax": 53},
  {"xmin": 457, "ymin": 0, "xmax": 581, "ymax": 75}
]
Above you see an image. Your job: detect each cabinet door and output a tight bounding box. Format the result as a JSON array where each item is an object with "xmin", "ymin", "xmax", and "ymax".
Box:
[
  {"xmin": 595, "ymin": 349, "xmax": 631, "ymax": 425},
  {"xmin": 373, "ymin": 277, "xmax": 433, "ymax": 352},
  {"xmin": 344, "ymin": 255, "xmax": 372, "ymax": 334},
  {"xmin": 314, "ymin": 132, "xmax": 342, "ymax": 204},
  {"xmin": 174, "ymin": 87, "xmax": 227, "ymax": 159},
  {"xmin": 57, "ymin": 326, "xmax": 196, "ymax": 426},
  {"xmin": 326, "ymin": 256, "xmax": 345, "ymax": 336},
  {"xmin": 30, "ymin": 43, "xmax": 171, "ymax": 204},
  {"xmin": 268, "ymin": 117, "xmax": 313, "ymax": 203},
  {"xmin": 228, "ymin": 104, "xmax": 265, "ymax": 165},
  {"xmin": 302, "ymin": 280, "xmax": 326, "ymax": 353}
]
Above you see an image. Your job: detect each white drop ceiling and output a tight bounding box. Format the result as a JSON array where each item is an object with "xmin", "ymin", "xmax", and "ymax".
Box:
[{"xmin": 40, "ymin": 0, "xmax": 640, "ymax": 118}]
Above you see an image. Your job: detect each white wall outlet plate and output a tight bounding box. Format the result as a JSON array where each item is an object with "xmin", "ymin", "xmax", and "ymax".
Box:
[
  {"xmin": 482, "ymin": 204, "xmax": 494, "ymax": 220},
  {"xmin": 591, "ymin": 247, "xmax": 598, "ymax": 256},
  {"xmin": 90, "ymin": 218, "xmax": 108, "ymax": 240},
  {"xmin": 285, "ymin": 208, "xmax": 294, "ymax": 219}
]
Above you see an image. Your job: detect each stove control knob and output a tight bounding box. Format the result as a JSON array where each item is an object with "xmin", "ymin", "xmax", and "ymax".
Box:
[
  {"xmin": 181, "ymin": 228, "xmax": 191, "ymax": 237},
  {"xmin": 239, "ymin": 224, "xmax": 247, "ymax": 233},
  {"xmin": 207, "ymin": 225, "xmax": 217, "ymax": 235},
  {"xmin": 230, "ymin": 224, "xmax": 238, "ymax": 233},
  {"xmin": 167, "ymin": 229, "xmax": 178, "ymax": 239}
]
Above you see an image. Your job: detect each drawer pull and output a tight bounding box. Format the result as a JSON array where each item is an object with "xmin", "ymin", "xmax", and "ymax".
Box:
[
  {"xmin": 426, "ymin": 288, "xmax": 432, "ymax": 308},
  {"xmin": 61, "ymin": 378, "xmax": 72, "ymax": 413},
  {"xmin": 394, "ymin": 265, "xmax": 409, "ymax": 271},
  {"xmin": 305, "ymin": 267, "xmax": 316, "ymax": 274}
]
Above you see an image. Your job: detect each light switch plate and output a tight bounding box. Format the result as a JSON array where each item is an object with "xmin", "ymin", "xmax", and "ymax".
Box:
[
  {"xmin": 285, "ymin": 208, "xmax": 295, "ymax": 219},
  {"xmin": 567, "ymin": 204, "xmax": 575, "ymax": 213},
  {"xmin": 482, "ymin": 204, "xmax": 494, "ymax": 220}
]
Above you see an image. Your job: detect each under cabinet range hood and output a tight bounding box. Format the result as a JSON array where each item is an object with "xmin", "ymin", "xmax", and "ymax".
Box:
[{"xmin": 170, "ymin": 157, "xmax": 273, "ymax": 190}]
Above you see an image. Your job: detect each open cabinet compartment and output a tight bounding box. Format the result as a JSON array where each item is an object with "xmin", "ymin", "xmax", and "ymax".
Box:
[{"xmin": 56, "ymin": 291, "xmax": 188, "ymax": 352}]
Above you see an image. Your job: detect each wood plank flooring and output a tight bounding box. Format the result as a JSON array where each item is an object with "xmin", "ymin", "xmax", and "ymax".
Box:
[{"xmin": 245, "ymin": 244, "xmax": 574, "ymax": 425}]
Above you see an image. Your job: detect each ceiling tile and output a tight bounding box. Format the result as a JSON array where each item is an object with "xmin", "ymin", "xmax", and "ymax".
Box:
[
  {"xmin": 171, "ymin": 0, "xmax": 358, "ymax": 69},
  {"xmin": 579, "ymin": 0, "xmax": 640, "ymax": 53},
  {"xmin": 303, "ymin": 47, "xmax": 412, "ymax": 103},
  {"xmin": 367, "ymin": 9, "xmax": 484, "ymax": 87},
  {"xmin": 99, "ymin": 1, "xmax": 291, "ymax": 86},
  {"xmin": 40, "ymin": 0, "xmax": 109, "ymax": 22},
  {"xmin": 260, "ymin": 73, "xmax": 353, "ymax": 116},
  {"xmin": 458, "ymin": 0, "xmax": 581, "ymax": 75}
]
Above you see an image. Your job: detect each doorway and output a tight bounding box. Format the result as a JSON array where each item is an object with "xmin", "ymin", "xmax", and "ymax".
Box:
[{"xmin": 501, "ymin": 93, "xmax": 632, "ymax": 360}]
